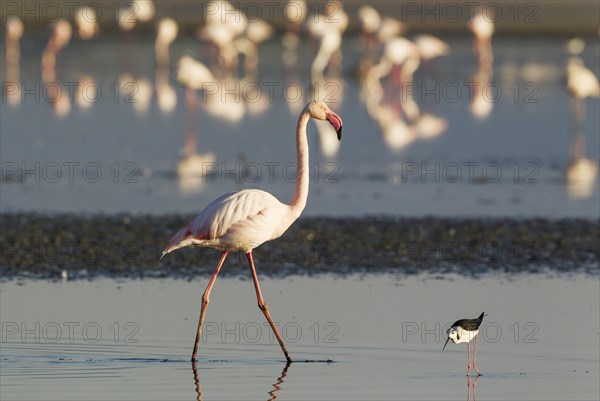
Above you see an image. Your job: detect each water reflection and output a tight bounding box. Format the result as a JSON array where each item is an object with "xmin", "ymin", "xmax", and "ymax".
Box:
[
  {"xmin": 156, "ymin": 66, "xmax": 177, "ymax": 114},
  {"xmin": 2, "ymin": 4, "xmax": 599, "ymax": 216},
  {"xmin": 75, "ymin": 75, "xmax": 98, "ymax": 110},
  {"xmin": 360, "ymin": 33, "xmax": 448, "ymax": 150},
  {"xmin": 267, "ymin": 362, "xmax": 291, "ymax": 401},
  {"xmin": 191, "ymin": 362, "xmax": 203, "ymax": 401},
  {"xmin": 191, "ymin": 361, "xmax": 291, "ymax": 401},
  {"xmin": 466, "ymin": 376, "xmax": 479, "ymax": 401},
  {"xmin": 118, "ymin": 73, "xmax": 153, "ymax": 114},
  {"xmin": 469, "ymin": 61, "xmax": 494, "ymax": 120},
  {"xmin": 566, "ymin": 99, "xmax": 598, "ymax": 201}
]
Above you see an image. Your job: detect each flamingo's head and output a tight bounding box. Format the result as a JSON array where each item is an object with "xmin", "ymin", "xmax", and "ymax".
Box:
[{"xmin": 307, "ymin": 101, "xmax": 343, "ymax": 140}]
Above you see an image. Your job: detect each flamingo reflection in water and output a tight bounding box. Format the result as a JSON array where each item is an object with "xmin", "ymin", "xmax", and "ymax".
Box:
[
  {"xmin": 361, "ymin": 38, "xmax": 448, "ymax": 150},
  {"xmin": 191, "ymin": 361, "xmax": 290, "ymax": 401},
  {"xmin": 469, "ymin": 60, "xmax": 494, "ymax": 120}
]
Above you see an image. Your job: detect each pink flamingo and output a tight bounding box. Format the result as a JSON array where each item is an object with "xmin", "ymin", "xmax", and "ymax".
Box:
[{"xmin": 161, "ymin": 101, "xmax": 343, "ymax": 362}]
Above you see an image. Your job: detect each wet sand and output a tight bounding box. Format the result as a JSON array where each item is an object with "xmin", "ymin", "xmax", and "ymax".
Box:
[
  {"xmin": 1, "ymin": 275, "xmax": 598, "ymax": 400},
  {"xmin": 1, "ymin": 214, "xmax": 598, "ymax": 279}
]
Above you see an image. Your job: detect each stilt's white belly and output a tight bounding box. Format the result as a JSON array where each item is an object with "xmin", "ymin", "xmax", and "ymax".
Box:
[{"xmin": 454, "ymin": 328, "xmax": 478, "ymax": 344}]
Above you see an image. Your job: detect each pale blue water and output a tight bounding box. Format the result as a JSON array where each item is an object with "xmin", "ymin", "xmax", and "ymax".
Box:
[
  {"xmin": 1, "ymin": 275, "xmax": 599, "ymax": 400},
  {"xmin": 1, "ymin": 35, "xmax": 598, "ymax": 217}
]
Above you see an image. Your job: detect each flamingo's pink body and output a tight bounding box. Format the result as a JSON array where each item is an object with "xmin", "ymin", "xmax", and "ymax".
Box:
[
  {"xmin": 162, "ymin": 189, "xmax": 296, "ymax": 254},
  {"xmin": 162, "ymin": 101, "xmax": 343, "ymax": 363}
]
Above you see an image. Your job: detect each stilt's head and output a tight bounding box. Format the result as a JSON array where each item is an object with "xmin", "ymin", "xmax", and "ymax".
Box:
[
  {"xmin": 443, "ymin": 326, "xmax": 460, "ymax": 350},
  {"xmin": 306, "ymin": 101, "xmax": 343, "ymax": 140}
]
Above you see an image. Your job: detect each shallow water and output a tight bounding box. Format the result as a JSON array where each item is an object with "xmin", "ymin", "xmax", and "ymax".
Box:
[
  {"xmin": 2, "ymin": 35, "xmax": 599, "ymax": 217},
  {"xmin": 1, "ymin": 274, "xmax": 598, "ymax": 400}
]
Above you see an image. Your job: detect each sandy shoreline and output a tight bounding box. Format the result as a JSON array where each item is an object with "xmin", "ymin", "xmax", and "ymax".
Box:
[{"xmin": 1, "ymin": 213, "xmax": 598, "ymax": 280}]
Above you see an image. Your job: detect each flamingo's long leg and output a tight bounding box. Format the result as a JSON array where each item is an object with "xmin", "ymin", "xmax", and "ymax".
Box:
[
  {"xmin": 192, "ymin": 250, "xmax": 228, "ymax": 361},
  {"xmin": 247, "ymin": 252, "xmax": 292, "ymax": 363}
]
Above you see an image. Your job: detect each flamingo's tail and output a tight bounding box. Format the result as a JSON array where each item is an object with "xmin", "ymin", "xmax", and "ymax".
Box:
[{"xmin": 160, "ymin": 223, "xmax": 207, "ymax": 260}]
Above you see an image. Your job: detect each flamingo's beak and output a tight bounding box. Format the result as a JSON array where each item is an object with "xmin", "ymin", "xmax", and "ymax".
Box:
[{"xmin": 325, "ymin": 110, "xmax": 343, "ymax": 140}]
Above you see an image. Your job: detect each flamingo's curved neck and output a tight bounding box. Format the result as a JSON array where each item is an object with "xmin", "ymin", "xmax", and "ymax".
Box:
[{"xmin": 289, "ymin": 108, "xmax": 311, "ymax": 216}]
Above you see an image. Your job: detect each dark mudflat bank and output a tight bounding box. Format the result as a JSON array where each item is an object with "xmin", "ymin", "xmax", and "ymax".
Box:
[{"xmin": 1, "ymin": 213, "xmax": 598, "ymax": 280}]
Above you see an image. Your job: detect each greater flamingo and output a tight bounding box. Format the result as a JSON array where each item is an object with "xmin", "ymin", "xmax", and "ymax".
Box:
[
  {"xmin": 567, "ymin": 57, "xmax": 599, "ymax": 122},
  {"xmin": 75, "ymin": 5, "xmax": 99, "ymax": 40},
  {"xmin": 41, "ymin": 19, "xmax": 72, "ymax": 83},
  {"xmin": 4, "ymin": 17, "xmax": 23, "ymax": 105},
  {"xmin": 307, "ymin": 0, "xmax": 348, "ymax": 81},
  {"xmin": 565, "ymin": 55, "xmax": 599, "ymax": 200},
  {"xmin": 118, "ymin": 0, "xmax": 155, "ymax": 32},
  {"xmin": 469, "ymin": 12, "xmax": 494, "ymax": 69},
  {"xmin": 155, "ymin": 18, "xmax": 178, "ymax": 67},
  {"xmin": 161, "ymin": 101, "xmax": 343, "ymax": 362}
]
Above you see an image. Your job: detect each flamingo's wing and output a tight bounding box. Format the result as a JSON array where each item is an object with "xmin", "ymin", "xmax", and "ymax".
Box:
[{"xmin": 161, "ymin": 189, "xmax": 285, "ymax": 256}]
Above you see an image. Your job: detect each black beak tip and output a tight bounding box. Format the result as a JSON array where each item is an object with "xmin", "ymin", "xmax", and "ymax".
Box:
[{"xmin": 336, "ymin": 126, "xmax": 342, "ymax": 141}]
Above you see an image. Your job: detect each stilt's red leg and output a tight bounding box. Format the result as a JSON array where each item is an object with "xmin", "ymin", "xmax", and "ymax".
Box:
[
  {"xmin": 467, "ymin": 341, "xmax": 471, "ymax": 376},
  {"xmin": 247, "ymin": 252, "xmax": 292, "ymax": 363},
  {"xmin": 473, "ymin": 333, "xmax": 480, "ymax": 376},
  {"xmin": 191, "ymin": 250, "xmax": 228, "ymax": 361}
]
